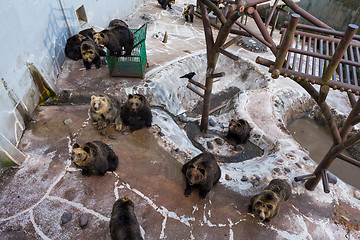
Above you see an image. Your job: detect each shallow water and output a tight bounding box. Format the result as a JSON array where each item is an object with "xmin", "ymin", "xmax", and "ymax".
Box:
[{"xmin": 288, "ymin": 118, "xmax": 360, "ymax": 189}]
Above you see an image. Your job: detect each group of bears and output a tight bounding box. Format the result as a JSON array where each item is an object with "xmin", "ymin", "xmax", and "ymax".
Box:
[
  {"xmin": 89, "ymin": 93, "xmax": 153, "ymax": 133},
  {"xmin": 70, "ymin": 93, "xmax": 291, "ymax": 238},
  {"xmin": 66, "ymin": 2, "xmax": 291, "ymax": 239},
  {"xmin": 65, "ymin": 19, "xmax": 133, "ymax": 70},
  {"xmin": 70, "ymin": 93, "xmax": 152, "ymax": 239},
  {"xmin": 71, "ymin": 142, "xmax": 291, "ymax": 239}
]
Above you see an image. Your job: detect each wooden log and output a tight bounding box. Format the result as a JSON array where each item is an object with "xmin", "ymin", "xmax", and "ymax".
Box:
[
  {"xmin": 218, "ymin": 47, "xmax": 240, "ymax": 61},
  {"xmin": 294, "ymin": 174, "xmax": 316, "ymax": 182},
  {"xmin": 208, "ymin": 72, "xmax": 226, "ymax": 78},
  {"xmin": 209, "ymin": 103, "xmax": 227, "ymax": 115},
  {"xmin": 223, "ymin": 36, "xmax": 242, "ymax": 49},
  {"xmin": 318, "ymin": 85, "xmax": 329, "ymax": 104},
  {"xmin": 187, "ymin": 84, "xmax": 204, "ymax": 98},
  {"xmin": 321, "ymin": 169, "xmax": 330, "ymax": 193},
  {"xmin": 189, "ymin": 79, "xmax": 206, "ymax": 90}
]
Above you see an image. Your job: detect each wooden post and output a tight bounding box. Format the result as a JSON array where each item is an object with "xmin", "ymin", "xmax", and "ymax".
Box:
[
  {"xmin": 272, "ymin": 14, "xmax": 300, "ymax": 79},
  {"xmin": 322, "ymin": 24, "xmax": 358, "ymax": 83},
  {"xmin": 265, "ymin": 0, "xmax": 280, "ymax": 28},
  {"xmin": 321, "ymin": 169, "xmax": 330, "ymax": 193},
  {"xmin": 199, "ymin": 0, "xmax": 216, "ymax": 132},
  {"xmin": 199, "ymin": 1, "xmax": 243, "ymax": 132},
  {"xmin": 318, "ymin": 85, "xmax": 329, "ymax": 104}
]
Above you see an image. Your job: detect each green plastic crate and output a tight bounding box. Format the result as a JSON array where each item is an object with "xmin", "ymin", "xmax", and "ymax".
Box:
[{"xmin": 106, "ymin": 23, "xmax": 147, "ymax": 78}]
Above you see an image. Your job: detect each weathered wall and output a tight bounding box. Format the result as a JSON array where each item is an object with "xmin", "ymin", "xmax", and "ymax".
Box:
[
  {"xmin": 269, "ymin": 0, "xmax": 360, "ymax": 32},
  {"xmin": 297, "ymin": 0, "xmax": 360, "ymax": 31},
  {"xmin": 0, "ymin": 0, "xmax": 144, "ymax": 167}
]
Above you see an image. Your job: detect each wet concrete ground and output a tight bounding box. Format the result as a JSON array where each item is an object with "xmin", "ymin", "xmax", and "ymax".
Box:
[{"xmin": 1, "ymin": 0, "xmax": 360, "ymax": 239}]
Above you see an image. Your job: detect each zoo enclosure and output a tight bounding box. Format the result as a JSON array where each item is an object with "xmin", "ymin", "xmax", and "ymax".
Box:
[{"xmin": 193, "ymin": 0, "xmax": 360, "ymax": 193}]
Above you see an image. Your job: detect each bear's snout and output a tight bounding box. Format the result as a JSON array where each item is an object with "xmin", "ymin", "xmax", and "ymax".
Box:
[
  {"xmin": 93, "ymin": 104, "xmax": 100, "ymax": 111},
  {"xmin": 258, "ymin": 212, "xmax": 265, "ymax": 221}
]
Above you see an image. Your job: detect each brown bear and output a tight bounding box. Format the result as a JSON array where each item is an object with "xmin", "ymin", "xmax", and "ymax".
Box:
[
  {"xmin": 182, "ymin": 152, "xmax": 221, "ymax": 199},
  {"xmin": 249, "ymin": 179, "xmax": 291, "ymax": 223},
  {"xmin": 120, "ymin": 94, "xmax": 152, "ymax": 132},
  {"xmin": 80, "ymin": 40, "xmax": 106, "ymax": 69},
  {"xmin": 71, "ymin": 141, "xmax": 119, "ymax": 176},
  {"xmin": 93, "ymin": 25, "xmax": 134, "ymax": 57},
  {"xmin": 157, "ymin": 0, "xmax": 175, "ymax": 9},
  {"xmin": 183, "ymin": 4, "xmax": 195, "ymax": 22},
  {"xmin": 65, "ymin": 34, "xmax": 87, "ymax": 60},
  {"xmin": 79, "ymin": 28, "xmax": 96, "ymax": 40},
  {"xmin": 227, "ymin": 119, "xmax": 251, "ymax": 144},
  {"xmin": 109, "ymin": 19, "xmax": 128, "ymax": 28},
  {"xmin": 110, "ymin": 196, "xmax": 143, "ymax": 240},
  {"xmin": 90, "ymin": 95, "xmax": 122, "ymax": 131}
]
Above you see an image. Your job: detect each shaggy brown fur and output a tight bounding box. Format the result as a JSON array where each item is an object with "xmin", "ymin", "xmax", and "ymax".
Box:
[
  {"xmin": 65, "ymin": 34, "xmax": 87, "ymax": 60},
  {"xmin": 71, "ymin": 141, "xmax": 118, "ymax": 176},
  {"xmin": 249, "ymin": 179, "xmax": 291, "ymax": 222},
  {"xmin": 90, "ymin": 95, "xmax": 122, "ymax": 131},
  {"xmin": 79, "ymin": 28, "xmax": 96, "ymax": 40},
  {"xmin": 110, "ymin": 196, "xmax": 143, "ymax": 240},
  {"xmin": 93, "ymin": 25, "xmax": 133, "ymax": 57},
  {"xmin": 120, "ymin": 94, "xmax": 152, "ymax": 132},
  {"xmin": 109, "ymin": 19, "xmax": 128, "ymax": 28},
  {"xmin": 182, "ymin": 152, "xmax": 221, "ymax": 199},
  {"xmin": 157, "ymin": 0, "xmax": 175, "ymax": 9},
  {"xmin": 227, "ymin": 118, "xmax": 251, "ymax": 144},
  {"xmin": 183, "ymin": 4, "xmax": 195, "ymax": 22},
  {"xmin": 80, "ymin": 40, "xmax": 106, "ymax": 69}
]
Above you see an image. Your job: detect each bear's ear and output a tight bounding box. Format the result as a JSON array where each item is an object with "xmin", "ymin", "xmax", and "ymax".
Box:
[
  {"xmin": 138, "ymin": 95, "xmax": 144, "ymax": 102},
  {"xmin": 83, "ymin": 146, "xmax": 91, "ymax": 153},
  {"xmin": 91, "ymin": 95, "xmax": 96, "ymax": 101},
  {"xmin": 238, "ymin": 119, "xmax": 247, "ymax": 125},
  {"xmin": 73, "ymin": 143, "xmax": 80, "ymax": 148},
  {"xmin": 100, "ymin": 97, "xmax": 107, "ymax": 102},
  {"xmin": 198, "ymin": 167, "xmax": 206, "ymax": 176},
  {"xmin": 128, "ymin": 94, "xmax": 133, "ymax": 99}
]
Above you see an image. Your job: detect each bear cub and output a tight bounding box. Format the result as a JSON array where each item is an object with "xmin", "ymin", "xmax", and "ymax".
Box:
[
  {"xmin": 81, "ymin": 40, "xmax": 106, "ymax": 69},
  {"xmin": 120, "ymin": 94, "xmax": 152, "ymax": 132},
  {"xmin": 71, "ymin": 141, "xmax": 119, "ymax": 176},
  {"xmin": 110, "ymin": 196, "xmax": 143, "ymax": 240},
  {"xmin": 227, "ymin": 118, "xmax": 251, "ymax": 144},
  {"xmin": 249, "ymin": 179, "xmax": 291, "ymax": 223},
  {"xmin": 93, "ymin": 25, "xmax": 134, "ymax": 57},
  {"xmin": 182, "ymin": 152, "xmax": 221, "ymax": 199},
  {"xmin": 183, "ymin": 4, "xmax": 195, "ymax": 22},
  {"xmin": 90, "ymin": 94, "xmax": 122, "ymax": 131}
]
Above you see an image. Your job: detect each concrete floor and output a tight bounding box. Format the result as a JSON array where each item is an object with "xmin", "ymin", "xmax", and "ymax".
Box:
[{"xmin": 1, "ymin": 1, "xmax": 360, "ymax": 239}]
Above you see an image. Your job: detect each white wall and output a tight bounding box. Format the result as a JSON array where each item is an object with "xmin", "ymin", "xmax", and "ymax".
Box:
[{"xmin": 0, "ymin": 0, "xmax": 144, "ymax": 167}]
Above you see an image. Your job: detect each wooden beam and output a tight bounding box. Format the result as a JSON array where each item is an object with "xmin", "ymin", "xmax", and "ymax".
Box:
[
  {"xmin": 321, "ymin": 169, "xmax": 330, "ymax": 193},
  {"xmin": 187, "ymin": 84, "xmax": 204, "ymax": 98},
  {"xmin": 207, "ymin": 72, "xmax": 225, "ymax": 78},
  {"xmin": 189, "ymin": 79, "xmax": 206, "ymax": 90},
  {"xmin": 223, "ymin": 36, "xmax": 242, "ymax": 49},
  {"xmin": 218, "ymin": 47, "xmax": 240, "ymax": 61},
  {"xmin": 209, "ymin": 103, "xmax": 227, "ymax": 115}
]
